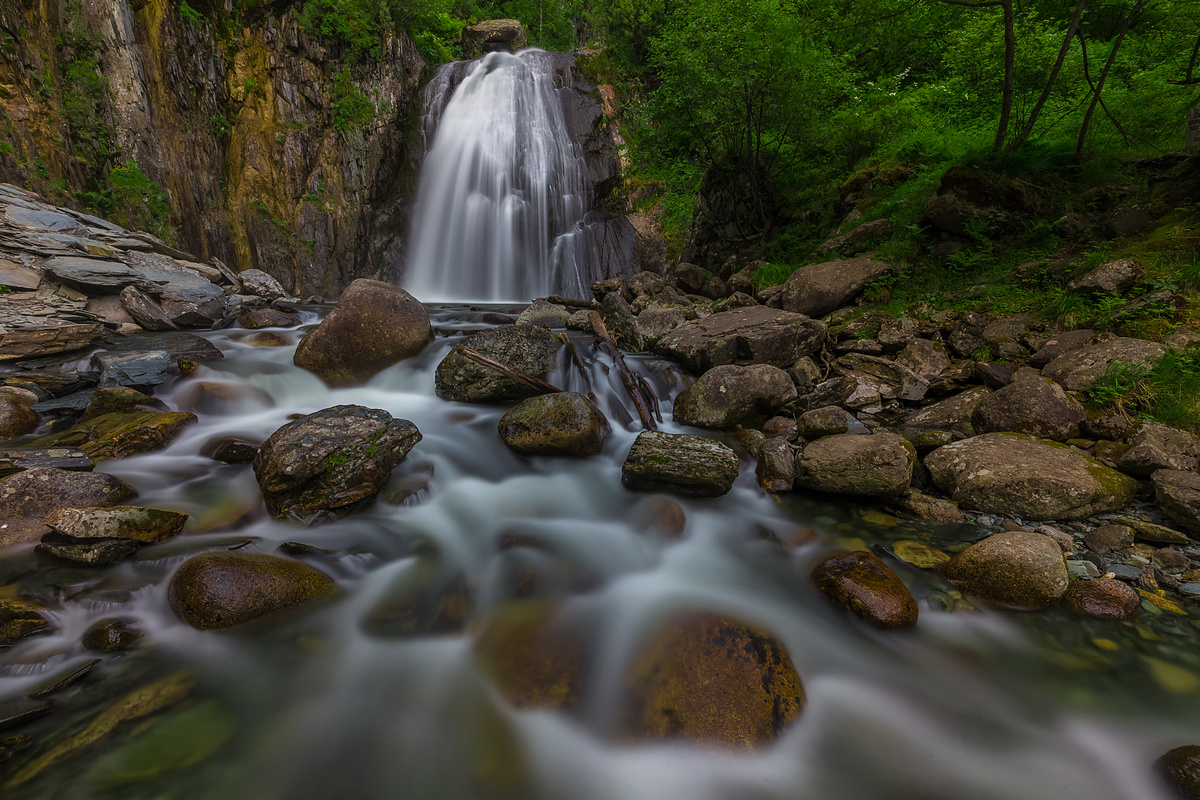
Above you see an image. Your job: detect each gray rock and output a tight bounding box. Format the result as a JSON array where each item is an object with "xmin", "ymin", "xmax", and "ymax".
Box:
[
  {"xmin": 947, "ymin": 313, "xmax": 986, "ymax": 358},
  {"xmin": 673, "ymin": 364, "xmax": 797, "ymax": 430},
  {"xmin": 43, "ymin": 506, "xmax": 188, "ymax": 543},
  {"xmin": 1153, "ymin": 470, "xmax": 1200, "ymax": 534},
  {"xmin": 942, "ymin": 531, "xmax": 1068, "ymax": 609},
  {"xmin": 894, "ymin": 338, "xmax": 952, "ymax": 381},
  {"xmin": 92, "ymin": 350, "xmax": 174, "ymax": 391},
  {"xmin": 656, "ymin": 306, "xmax": 826, "ymax": 374},
  {"xmin": 239, "ymin": 268, "xmax": 287, "ymax": 300},
  {"xmin": 498, "ymin": 392, "xmax": 608, "ymax": 457},
  {"xmin": 516, "ymin": 300, "xmax": 571, "ymax": 329},
  {"xmin": 1164, "ymin": 327, "xmax": 1200, "ymax": 351},
  {"xmin": 1116, "ymin": 421, "xmax": 1200, "ymax": 477},
  {"xmin": 1042, "ymin": 337, "xmax": 1166, "ymax": 392},
  {"xmin": 971, "ymin": 371, "xmax": 1085, "ymax": 441},
  {"xmin": 0, "ymin": 448, "xmax": 93, "ymax": 477},
  {"xmin": 925, "ymin": 433, "xmax": 1138, "ymax": 520},
  {"xmin": 599, "ymin": 292, "xmax": 644, "ymax": 351},
  {"xmin": 36, "ymin": 537, "xmax": 140, "ymax": 566},
  {"xmin": 796, "ymin": 406, "xmax": 850, "ymax": 439},
  {"xmin": 1068, "ymin": 258, "xmax": 1142, "ymax": 295},
  {"xmin": 755, "ymin": 436, "xmax": 795, "ymax": 492},
  {"xmin": 636, "ymin": 306, "xmax": 686, "ymax": 347},
  {"xmin": 794, "ymin": 432, "xmax": 915, "ymax": 498},
  {"xmin": 831, "ymin": 353, "xmax": 928, "ymax": 402},
  {"xmin": 780, "ymin": 256, "xmax": 890, "ymax": 318},
  {"xmin": 621, "ymin": 431, "xmax": 739, "ymax": 497},
  {"xmin": 461, "ymin": 18, "xmax": 528, "ymax": 59},
  {"xmin": 436, "ymin": 325, "xmax": 561, "ymax": 404},
  {"xmin": 877, "ymin": 317, "xmax": 917, "ymax": 351},
  {"xmin": 168, "ymin": 552, "xmax": 337, "ymax": 630},
  {"xmin": 253, "ymin": 405, "xmax": 422, "ymax": 524},
  {"xmin": 42, "ymin": 256, "xmax": 137, "ymax": 289},
  {"xmin": 1028, "ymin": 329, "xmax": 1096, "ymax": 369},
  {"xmin": 0, "ymin": 467, "xmax": 137, "ymax": 549},
  {"xmin": 904, "ymin": 387, "xmax": 990, "ymax": 436}
]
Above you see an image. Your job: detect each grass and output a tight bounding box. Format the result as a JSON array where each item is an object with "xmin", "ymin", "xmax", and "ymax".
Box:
[{"xmin": 1087, "ymin": 350, "xmax": 1200, "ymax": 433}]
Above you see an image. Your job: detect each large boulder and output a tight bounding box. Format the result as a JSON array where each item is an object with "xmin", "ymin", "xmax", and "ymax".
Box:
[
  {"xmin": 0, "ymin": 467, "xmax": 137, "ymax": 549},
  {"xmin": 779, "ymin": 256, "xmax": 890, "ymax": 318},
  {"xmin": 925, "ymin": 433, "xmax": 1138, "ymax": 520},
  {"xmin": 672, "ymin": 364, "xmax": 797, "ymax": 430},
  {"xmin": 617, "ymin": 611, "xmax": 804, "ymax": 748},
  {"xmin": 1041, "ymin": 337, "xmax": 1166, "ymax": 392},
  {"xmin": 904, "ymin": 387, "xmax": 991, "ymax": 437},
  {"xmin": 831, "ymin": 353, "xmax": 928, "ymax": 402},
  {"xmin": 621, "ymin": 431, "xmax": 739, "ymax": 497},
  {"xmin": 30, "ymin": 410, "xmax": 197, "ymax": 460},
  {"xmin": 811, "ymin": 550, "xmax": 918, "ymax": 629},
  {"xmin": 942, "ymin": 531, "xmax": 1068, "ymax": 610},
  {"xmin": 168, "ymin": 552, "xmax": 338, "ymax": 630},
  {"xmin": 1116, "ymin": 421, "xmax": 1200, "ymax": 477},
  {"xmin": 461, "ymin": 19, "xmax": 528, "ymax": 59},
  {"xmin": 1067, "ymin": 258, "xmax": 1142, "ymax": 296},
  {"xmin": 970, "ymin": 370, "xmax": 1086, "ymax": 441},
  {"xmin": 253, "ymin": 405, "xmax": 422, "ymax": 524},
  {"xmin": 498, "ymin": 393, "xmax": 608, "ymax": 457},
  {"xmin": 1153, "ymin": 470, "xmax": 1200, "ymax": 534},
  {"xmin": 794, "ymin": 432, "xmax": 915, "ymax": 499},
  {"xmin": 655, "ymin": 306, "xmax": 826, "ymax": 374},
  {"xmin": 239, "ymin": 268, "xmax": 287, "ymax": 300},
  {"xmin": 435, "ymin": 325, "xmax": 561, "ymax": 404},
  {"xmin": 294, "ymin": 279, "xmax": 432, "ymax": 387}
]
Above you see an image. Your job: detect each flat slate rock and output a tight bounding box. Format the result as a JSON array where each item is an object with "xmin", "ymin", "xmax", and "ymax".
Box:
[
  {"xmin": 0, "ymin": 324, "xmax": 103, "ymax": 362},
  {"xmin": 0, "ymin": 448, "xmax": 93, "ymax": 477},
  {"xmin": 42, "ymin": 256, "xmax": 137, "ymax": 288},
  {"xmin": 621, "ymin": 431, "xmax": 739, "ymax": 497}
]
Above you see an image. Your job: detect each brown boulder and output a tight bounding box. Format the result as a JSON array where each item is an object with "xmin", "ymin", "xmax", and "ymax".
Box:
[
  {"xmin": 811, "ymin": 550, "xmax": 918, "ymax": 629},
  {"xmin": 1061, "ymin": 578, "xmax": 1140, "ymax": 619},
  {"xmin": 0, "ymin": 467, "xmax": 137, "ymax": 549},
  {"xmin": 779, "ymin": 256, "xmax": 890, "ymax": 318},
  {"xmin": 168, "ymin": 552, "xmax": 338, "ymax": 630},
  {"xmin": 942, "ymin": 531, "xmax": 1069, "ymax": 610}
]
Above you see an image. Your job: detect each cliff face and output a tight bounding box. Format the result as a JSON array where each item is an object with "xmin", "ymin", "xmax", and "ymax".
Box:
[{"xmin": 0, "ymin": 0, "xmax": 427, "ymax": 297}]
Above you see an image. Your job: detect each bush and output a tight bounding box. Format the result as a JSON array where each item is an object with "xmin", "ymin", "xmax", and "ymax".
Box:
[
  {"xmin": 107, "ymin": 162, "xmax": 176, "ymax": 243},
  {"xmin": 331, "ymin": 69, "xmax": 374, "ymax": 131}
]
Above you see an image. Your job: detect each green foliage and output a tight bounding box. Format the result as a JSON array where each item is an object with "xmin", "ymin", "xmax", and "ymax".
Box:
[
  {"xmin": 331, "ymin": 69, "xmax": 374, "ymax": 132},
  {"xmin": 1087, "ymin": 351, "xmax": 1200, "ymax": 434},
  {"xmin": 107, "ymin": 161, "xmax": 175, "ymax": 243},
  {"xmin": 179, "ymin": 1, "xmax": 205, "ymax": 26},
  {"xmin": 211, "ymin": 114, "xmax": 232, "ymax": 138}
]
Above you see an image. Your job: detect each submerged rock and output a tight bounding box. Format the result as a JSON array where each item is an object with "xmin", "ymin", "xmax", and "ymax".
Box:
[
  {"xmin": 672, "ymin": 364, "xmax": 797, "ymax": 430},
  {"xmin": 621, "ymin": 431, "xmax": 739, "ymax": 497},
  {"xmin": 925, "ymin": 433, "xmax": 1138, "ymax": 520},
  {"xmin": 618, "ymin": 611, "xmax": 804, "ymax": 748},
  {"xmin": 82, "ymin": 617, "xmax": 144, "ymax": 652},
  {"xmin": 473, "ymin": 599, "xmax": 587, "ymax": 710},
  {"xmin": 239, "ymin": 268, "xmax": 287, "ymax": 300},
  {"xmin": 1157, "ymin": 745, "xmax": 1200, "ymax": 800},
  {"xmin": 168, "ymin": 552, "xmax": 338, "ymax": 630},
  {"xmin": 942, "ymin": 531, "xmax": 1069, "ymax": 610},
  {"xmin": 498, "ymin": 392, "xmax": 608, "ymax": 457},
  {"xmin": 1061, "ymin": 578, "xmax": 1140, "ymax": 619},
  {"xmin": 254, "ymin": 405, "xmax": 422, "ymax": 524},
  {"xmin": 811, "ymin": 550, "xmax": 918, "ymax": 629},
  {"xmin": 0, "ymin": 592, "xmax": 49, "ymax": 645},
  {"xmin": 294, "ymin": 279, "xmax": 432, "ymax": 386},
  {"xmin": 0, "ymin": 467, "xmax": 137, "ymax": 549},
  {"xmin": 36, "ymin": 537, "xmax": 140, "ymax": 566},
  {"xmin": 436, "ymin": 325, "xmax": 561, "ymax": 404},
  {"xmin": 794, "ymin": 432, "xmax": 915, "ymax": 499}
]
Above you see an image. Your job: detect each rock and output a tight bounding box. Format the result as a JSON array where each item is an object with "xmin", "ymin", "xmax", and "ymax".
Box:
[
  {"xmin": 1158, "ymin": 745, "xmax": 1200, "ymax": 800},
  {"xmin": 473, "ymin": 599, "xmax": 588, "ymax": 710},
  {"xmin": 202, "ymin": 437, "xmax": 259, "ymax": 463},
  {"xmin": 81, "ymin": 387, "xmax": 164, "ymax": 421},
  {"xmin": 894, "ymin": 492, "xmax": 963, "ymax": 523},
  {"xmin": 461, "ymin": 19, "xmax": 528, "ymax": 59},
  {"xmin": 975, "ymin": 362, "xmax": 1015, "ymax": 389},
  {"xmin": 895, "ymin": 338, "xmax": 952, "ymax": 381},
  {"xmin": 0, "ymin": 324, "xmax": 104, "ymax": 361},
  {"xmin": 780, "ymin": 256, "xmax": 890, "ymax": 317},
  {"xmin": 1068, "ymin": 258, "xmax": 1142, "ymax": 295},
  {"xmin": 1042, "ymin": 337, "xmax": 1166, "ymax": 392},
  {"xmin": 946, "ymin": 312, "xmax": 986, "ymax": 357},
  {"xmin": 44, "ymin": 506, "xmax": 188, "ymax": 543},
  {"xmin": 516, "ymin": 300, "xmax": 570, "ymax": 329},
  {"xmin": 239, "ymin": 268, "xmax": 287, "ymax": 300},
  {"xmin": 877, "ymin": 317, "xmax": 917, "ymax": 351},
  {"xmin": 1028, "ymin": 329, "xmax": 1096, "ymax": 369},
  {"xmin": 796, "ymin": 406, "xmax": 850, "ymax": 439},
  {"xmin": 621, "ymin": 431, "xmax": 739, "ymax": 497},
  {"xmin": 92, "ymin": 350, "xmax": 175, "ymax": 391},
  {"xmin": 629, "ymin": 271, "xmax": 667, "ymax": 298},
  {"xmin": 168, "ymin": 552, "xmax": 338, "ymax": 630},
  {"xmin": 1118, "ymin": 516, "xmax": 1190, "ymax": 545},
  {"xmin": 904, "ymin": 387, "xmax": 991, "ymax": 436},
  {"xmin": 1116, "ymin": 421, "xmax": 1200, "ymax": 477},
  {"xmin": 361, "ymin": 561, "xmax": 470, "ymax": 639},
  {"xmin": 0, "ymin": 448, "xmax": 93, "ymax": 477},
  {"xmin": 832, "ymin": 354, "xmax": 928, "ymax": 402},
  {"xmin": 33, "ymin": 410, "xmax": 197, "ymax": 460},
  {"xmin": 631, "ymin": 495, "xmax": 687, "ymax": 539},
  {"xmin": 1165, "ymin": 327, "xmax": 1200, "ymax": 351},
  {"xmin": 814, "ymin": 218, "xmax": 893, "ymax": 258},
  {"xmin": 794, "ymin": 432, "xmax": 915, "ymax": 499},
  {"xmin": 0, "ymin": 399, "xmax": 37, "ymax": 441},
  {"xmin": 1084, "ymin": 523, "xmax": 1134, "ymax": 554},
  {"xmin": 243, "ymin": 307, "xmax": 301, "ymax": 329},
  {"xmin": 435, "ymin": 325, "xmax": 561, "ymax": 404},
  {"xmin": 294, "ymin": 280, "xmax": 432, "ymax": 387},
  {"xmin": 1081, "ymin": 415, "xmax": 1130, "ymax": 441},
  {"xmin": 1061, "ymin": 577, "xmax": 1140, "ymax": 619},
  {"xmin": 811, "ymin": 550, "xmax": 917, "ymax": 628},
  {"xmin": 36, "ymin": 537, "xmax": 140, "ymax": 566},
  {"xmin": 635, "ymin": 306, "xmax": 686, "ymax": 346},
  {"xmin": 497, "ymin": 393, "xmax": 608, "ymax": 457},
  {"xmin": 599, "ymin": 292, "xmax": 644, "ymax": 351},
  {"xmin": 0, "ymin": 591, "xmax": 49, "ymax": 645},
  {"xmin": 755, "ymin": 436, "xmax": 795, "ymax": 492},
  {"xmin": 244, "ymin": 331, "xmax": 291, "ymax": 347},
  {"xmin": 942, "ymin": 531, "xmax": 1069, "ymax": 609},
  {"xmin": 253, "ymin": 405, "xmax": 422, "ymax": 524},
  {"xmin": 618, "ymin": 611, "xmax": 804, "ymax": 748},
  {"xmin": 655, "ymin": 306, "xmax": 826, "ymax": 374},
  {"xmin": 1115, "ymin": 289, "xmax": 1180, "ymax": 323},
  {"xmin": 1153, "ymin": 470, "xmax": 1200, "ymax": 534},
  {"xmin": 970, "ymin": 371, "xmax": 1085, "ymax": 441},
  {"xmin": 118, "ymin": 286, "xmax": 176, "ymax": 331},
  {"xmin": 82, "ymin": 618, "xmax": 143, "ymax": 652},
  {"xmin": 925, "ymin": 434, "xmax": 1138, "ymax": 520},
  {"xmin": 673, "ymin": 364, "xmax": 797, "ymax": 430},
  {"xmin": 674, "ymin": 263, "xmax": 725, "ymax": 299},
  {"xmin": 0, "ymin": 467, "xmax": 137, "ymax": 549}
]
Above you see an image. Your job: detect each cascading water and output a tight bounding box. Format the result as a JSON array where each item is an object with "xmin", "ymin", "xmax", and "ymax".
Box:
[{"xmin": 404, "ymin": 50, "xmax": 628, "ymax": 302}]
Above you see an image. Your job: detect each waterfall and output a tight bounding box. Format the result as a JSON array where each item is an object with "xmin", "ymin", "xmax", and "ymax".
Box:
[{"xmin": 404, "ymin": 49, "xmax": 629, "ymax": 302}]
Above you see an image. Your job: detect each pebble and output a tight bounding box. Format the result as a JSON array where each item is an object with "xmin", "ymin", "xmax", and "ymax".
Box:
[
  {"xmin": 1108, "ymin": 564, "xmax": 1143, "ymax": 581},
  {"xmin": 1179, "ymin": 584, "xmax": 1200, "ymax": 596},
  {"xmin": 1067, "ymin": 560, "xmax": 1100, "ymax": 578}
]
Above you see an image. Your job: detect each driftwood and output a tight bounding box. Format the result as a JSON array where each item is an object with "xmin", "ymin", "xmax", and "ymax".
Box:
[
  {"xmin": 546, "ymin": 295, "xmax": 599, "ymax": 310},
  {"xmin": 457, "ymin": 346, "xmax": 562, "ymax": 395},
  {"xmin": 558, "ymin": 332, "xmax": 589, "ymax": 379},
  {"xmin": 588, "ymin": 311, "xmax": 662, "ymax": 430}
]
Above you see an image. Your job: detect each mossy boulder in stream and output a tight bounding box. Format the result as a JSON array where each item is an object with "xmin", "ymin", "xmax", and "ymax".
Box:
[
  {"xmin": 942, "ymin": 531, "xmax": 1069, "ymax": 610},
  {"xmin": 168, "ymin": 552, "xmax": 338, "ymax": 630},
  {"xmin": 436, "ymin": 326, "xmax": 562, "ymax": 404},
  {"xmin": 30, "ymin": 410, "xmax": 198, "ymax": 461},
  {"xmin": 0, "ymin": 467, "xmax": 137, "ymax": 549},
  {"xmin": 1157, "ymin": 745, "xmax": 1200, "ymax": 800},
  {"xmin": 472, "ymin": 598, "xmax": 589, "ymax": 710},
  {"xmin": 812, "ymin": 550, "xmax": 918, "ymax": 629},
  {"xmin": 293, "ymin": 279, "xmax": 433, "ymax": 386},
  {"xmin": 618, "ymin": 611, "xmax": 804, "ymax": 749},
  {"xmin": 925, "ymin": 433, "xmax": 1138, "ymax": 520},
  {"xmin": 253, "ymin": 405, "xmax": 422, "ymax": 524},
  {"xmin": 621, "ymin": 431, "xmax": 739, "ymax": 497},
  {"xmin": 673, "ymin": 364, "xmax": 797, "ymax": 430},
  {"xmin": 498, "ymin": 392, "xmax": 609, "ymax": 457},
  {"xmin": 794, "ymin": 432, "xmax": 915, "ymax": 499}
]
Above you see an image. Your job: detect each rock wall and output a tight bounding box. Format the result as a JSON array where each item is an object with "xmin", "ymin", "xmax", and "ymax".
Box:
[{"xmin": 0, "ymin": 0, "xmax": 427, "ymax": 297}]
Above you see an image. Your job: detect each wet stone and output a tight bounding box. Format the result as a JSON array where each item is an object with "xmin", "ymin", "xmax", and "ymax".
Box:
[
  {"xmin": 497, "ymin": 392, "xmax": 608, "ymax": 457},
  {"xmin": 0, "ymin": 592, "xmax": 49, "ymax": 644},
  {"xmin": 811, "ymin": 550, "xmax": 918, "ymax": 629},
  {"xmin": 202, "ymin": 437, "xmax": 259, "ymax": 463},
  {"xmin": 1156, "ymin": 744, "xmax": 1200, "ymax": 800},
  {"xmin": 621, "ymin": 431, "xmax": 739, "ymax": 498},
  {"xmin": 29, "ymin": 659, "xmax": 101, "ymax": 698},
  {"xmin": 0, "ymin": 448, "xmax": 92, "ymax": 477},
  {"xmin": 0, "ymin": 467, "xmax": 138, "ymax": 549},
  {"xmin": 942, "ymin": 531, "xmax": 1069, "ymax": 610},
  {"xmin": 45, "ymin": 505, "xmax": 188, "ymax": 543},
  {"xmin": 0, "ymin": 697, "xmax": 54, "ymax": 731},
  {"xmin": 82, "ymin": 618, "xmax": 144, "ymax": 652},
  {"xmin": 36, "ymin": 537, "xmax": 141, "ymax": 566}
]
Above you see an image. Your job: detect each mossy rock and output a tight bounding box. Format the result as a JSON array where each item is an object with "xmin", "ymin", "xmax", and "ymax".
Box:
[
  {"xmin": 30, "ymin": 410, "xmax": 197, "ymax": 460},
  {"xmin": 88, "ymin": 700, "xmax": 235, "ymax": 790},
  {"xmin": 0, "ymin": 467, "xmax": 137, "ymax": 549},
  {"xmin": 795, "ymin": 432, "xmax": 915, "ymax": 499},
  {"xmin": 942, "ymin": 531, "xmax": 1068, "ymax": 610},
  {"xmin": 618, "ymin": 611, "xmax": 804, "ymax": 749},
  {"xmin": 80, "ymin": 386, "xmax": 163, "ymax": 422},
  {"xmin": 621, "ymin": 431, "xmax": 739, "ymax": 497},
  {"xmin": 472, "ymin": 598, "xmax": 588, "ymax": 710},
  {"xmin": 436, "ymin": 326, "xmax": 561, "ymax": 404},
  {"xmin": 497, "ymin": 392, "xmax": 608, "ymax": 457},
  {"xmin": 812, "ymin": 550, "xmax": 918, "ymax": 629},
  {"xmin": 168, "ymin": 552, "xmax": 338, "ymax": 630}
]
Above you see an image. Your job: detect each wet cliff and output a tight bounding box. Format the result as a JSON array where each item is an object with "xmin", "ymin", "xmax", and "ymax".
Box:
[{"xmin": 0, "ymin": 0, "xmax": 427, "ymax": 297}]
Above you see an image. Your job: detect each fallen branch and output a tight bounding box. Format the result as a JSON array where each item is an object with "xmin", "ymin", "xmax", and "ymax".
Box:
[
  {"xmin": 457, "ymin": 346, "xmax": 562, "ymax": 395},
  {"xmin": 547, "ymin": 295, "xmax": 598, "ymax": 310},
  {"xmin": 589, "ymin": 311, "xmax": 661, "ymax": 430}
]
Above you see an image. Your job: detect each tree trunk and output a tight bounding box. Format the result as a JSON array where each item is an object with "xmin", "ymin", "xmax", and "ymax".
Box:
[
  {"xmin": 1074, "ymin": 0, "xmax": 1149, "ymax": 162},
  {"xmin": 1007, "ymin": 0, "xmax": 1088, "ymax": 152},
  {"xmin": 993, "ymin": 0, "xmax": 1016, "ymax": 152}
]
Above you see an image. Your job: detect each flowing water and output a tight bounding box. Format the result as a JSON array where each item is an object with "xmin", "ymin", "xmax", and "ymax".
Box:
[
  {"xmin": 2, "ymin": 309, "xmax": 1200, "ymax": 799},
  {"xmin": 404, "ymin": 50, "xmax": 624, "ymax": 302}
]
